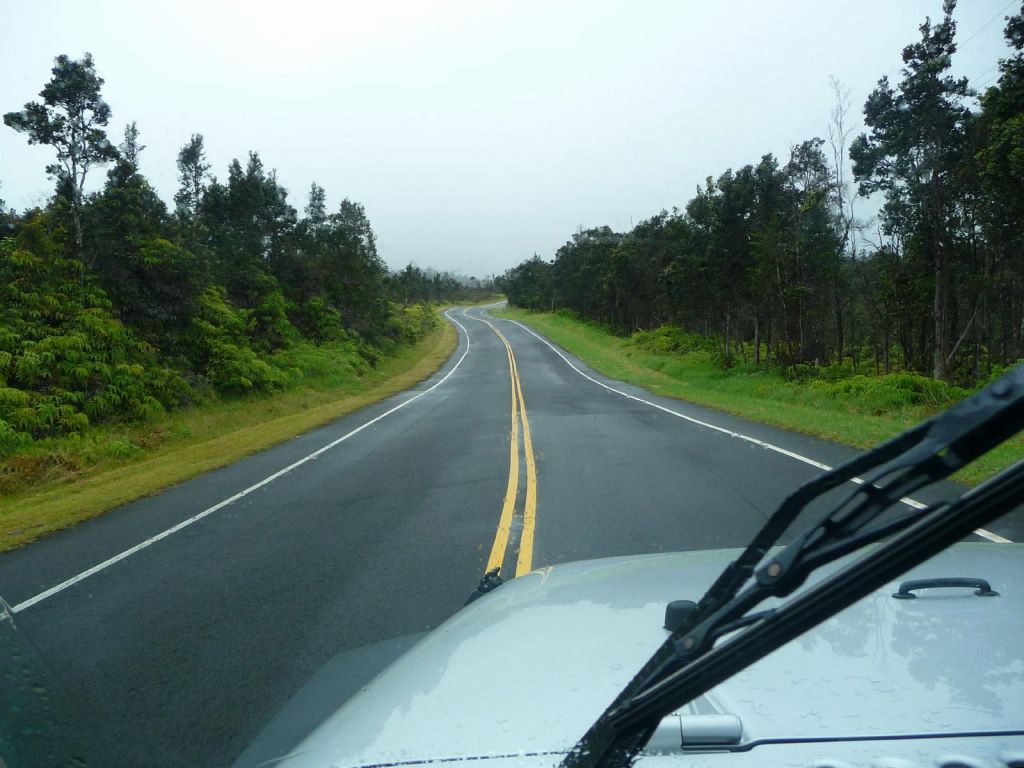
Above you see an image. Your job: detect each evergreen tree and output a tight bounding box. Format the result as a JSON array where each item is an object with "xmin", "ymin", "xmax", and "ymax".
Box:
[
  {"xmin": 850, "ymin": 0, "xmax": 971, "ymax": 379},
  {"xmin": 174, "ymin": 133, "xmax": 210, "ymax": 224},
  {"xmin": 84, "ymin": 123, "xmax": 205, "ymax": 349}
]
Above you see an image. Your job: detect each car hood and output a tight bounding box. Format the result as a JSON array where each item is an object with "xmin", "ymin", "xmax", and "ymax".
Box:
[{"xmin": 271, "ymin": 543, "xmax": 1024, "ymax": 768}]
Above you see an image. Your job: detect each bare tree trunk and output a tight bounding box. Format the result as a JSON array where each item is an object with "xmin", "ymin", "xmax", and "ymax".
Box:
[
  {"xmin": 72, "ymin": 200, "xmax": 83, "ymax": 260},
  {"xmin": 798, "ymin": 303, "xmax": 805, "ymax": 363},
  {"xmin": 827, "ymin": 77, "xmax": 854, "ymax": 367},
  {"xmin": 833, "ymin": 275, "xmax": 844, "ymax": 364},
  {"xmin": 883, "ymin": 304, "xmax": 892, "ymax": 374},
  {"xmin": 945, "ymin": 302, "xmax": 977, "ymax": 372},
  {"xmin": 754, "ymin": 315, "xmax": 761, "ymax": 367},
  {"xmin": 724, "ymin": 306, "xmax": 731, "ymax": 361},
  {"xmin": 933, "ymin": 251, "xmax": 946, "ymax": 380}
]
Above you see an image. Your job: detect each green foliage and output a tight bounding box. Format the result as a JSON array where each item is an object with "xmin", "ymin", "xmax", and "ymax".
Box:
[
  {"xmin": 818, "ymin": 373, "xmax": 968, "ymax": 413},
  {"xmin": 783, "ymin": 363, "xmax": 818, "ymax": 383},
  {"xmin": 249, "ymin": 288, "xmax": 297, "ymax": 351},
  {"xmin": 295, "ymin": 297, "xmax": 346, "ymax": 342},
  {"xmin": 270, "ymin": 339, "xmax": 370, "ymax": 386},
  {"xmin": 185, "ymin": 287, "xmax": 285, "ymax": 395},
  {"xmin": 628, "ymin": 322, "xmax": 972, "ymax": 412},
  {"xmin": 0, "ymin": 419, "xmax": 31, "ymax": 456},
  {"xmin": 387, "ymin": 303, "xmax": 440, "ymax": 346},
  {"xmin": 0, "ymin": 224, "xmax": 191, "ymax": 455},
  {"xmin": 629, "ymin": 326, "xmax": 716, "ymax": 357}
]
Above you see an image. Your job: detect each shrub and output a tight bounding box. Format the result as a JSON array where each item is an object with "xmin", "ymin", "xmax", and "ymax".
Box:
[
  {"xmin": 271, "ymin": 340, "xmax": 371, "ymax": 386},
  {"xmin": 185, "ymin": 287, "xmax": 286, "ymax": 395},
  {"xmin": 820, "ymin": 372, "xmax": 968, "ymax": 413},
  {"xmin": 386, "ymin": 303, "xmax": 439, "ymax": 346},
  {"xmin": 629, "ymin": 326, "xmax": 716, "ymax": 356},
  {"xmin": 783, "ymin": 363, "xmax": 818, "ymax": 383},
  {"xmin": 0, "ymin": 228, "xmax": 192, "ymax": 450},
  {"xmin": 250, "ymin": 288, "xmax": 297, "ymax": 352},
  {"xmin": 817, "ymin": 362, "xmax": 855, "ymax": 382},
  {"xmin": 296, "ymin": 297, "xmax": 346, "ymax": 342},
  {"xmin": 0, "ymin": 418, "xmax": 31, "ymax": 457}
]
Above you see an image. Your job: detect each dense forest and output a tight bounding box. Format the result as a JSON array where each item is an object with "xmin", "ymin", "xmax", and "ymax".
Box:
[
  {"xmin": 499, "ymin": 1, "xmax": 1024, "ymax": 386},
  {"xmin": 0, "ymin": 55, "xmax": 492, "ymax": 457}
]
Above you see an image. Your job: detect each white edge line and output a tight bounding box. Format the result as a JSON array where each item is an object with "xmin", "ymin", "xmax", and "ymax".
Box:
[
  {"xmin": 12, "ymin": 312, "xmax": 473, "ymax": 614},
  {"xmin": 496, "ymin": 314, "xmax": 1013, "ymax": 545}
]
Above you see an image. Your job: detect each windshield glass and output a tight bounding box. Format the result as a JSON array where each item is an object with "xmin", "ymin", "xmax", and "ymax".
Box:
[{"xmin": 1, "ymin": 2, "xmax": 1023, "ymax": 767}]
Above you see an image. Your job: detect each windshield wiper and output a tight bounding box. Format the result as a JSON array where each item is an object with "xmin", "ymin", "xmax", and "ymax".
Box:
[{"xmin": 562, "ymin": 364, "xmax": 1024, "ymax": 768}]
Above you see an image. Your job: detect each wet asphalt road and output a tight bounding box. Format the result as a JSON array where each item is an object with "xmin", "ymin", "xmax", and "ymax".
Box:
[{"xmin": 1, "ymin": 305, "xmax": 1020, "ymax": 767}]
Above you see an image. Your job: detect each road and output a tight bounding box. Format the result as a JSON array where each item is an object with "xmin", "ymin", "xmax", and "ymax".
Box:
[{"xmin": 1, "ymin": 305, "xmax": 1020, "ymax": 767}]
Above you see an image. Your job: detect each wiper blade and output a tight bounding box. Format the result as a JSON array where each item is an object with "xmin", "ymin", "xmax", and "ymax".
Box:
[{"xmin": 562, "ymin": 364, "xmax": 1024, "ymax": 768}]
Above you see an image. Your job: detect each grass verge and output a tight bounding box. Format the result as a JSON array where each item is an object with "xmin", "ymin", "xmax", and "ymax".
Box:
[
  {"xmin": 493, "ymin": 307, "xmax": 1022, "ymax": 487},
  {"xmin": 0, "ymin": 321, "xmax": 457, "ymax": 551}
]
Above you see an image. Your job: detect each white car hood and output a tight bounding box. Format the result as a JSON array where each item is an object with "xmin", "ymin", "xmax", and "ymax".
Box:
[{"xmin": 274, "ymin": 543, "xmax": 1024, "ymax": 768}]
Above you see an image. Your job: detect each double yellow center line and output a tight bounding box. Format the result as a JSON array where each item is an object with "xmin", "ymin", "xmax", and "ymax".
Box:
[{"xmin": 478, "ymin": 316, "xmax": 538, "ymax": 578}]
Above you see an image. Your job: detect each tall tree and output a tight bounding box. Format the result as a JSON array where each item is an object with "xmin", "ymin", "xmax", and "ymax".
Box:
[
  {"xmin": 84, "ymin": 123, "xmax": 204, "ymax": 347},
  {"xmin": 3, "ymin": 53, "xmax": 118, "ymax": 261},
  {"xmin": 200, "ymin": 152, "xmax": 296, "ymax": 307},
  {"xmin": 305, "ymin": 182, "xmax": 327, "ymax": 229},
  {"xmin": 326, "ymin": 199, "xmax": 388, "ymax": 335},
  {"xmin": 850, "ymin": 0, "xmax": 971, "ymax": 379},
  {"xmin": 174, "ymin": 133, "xmax": 210, "ymax": 223},
  {"xmin": 119, "ymin": 121, "xmax": 144, "ymax": 166},
  {"xmin": 974, "ymin": 3, "xmax": 1024, "ymax": 366}
]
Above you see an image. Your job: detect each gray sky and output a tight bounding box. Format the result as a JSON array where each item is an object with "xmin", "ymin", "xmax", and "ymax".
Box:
[{"xmin": 1, "ymin": 0, "xmax": 1015, "ymax": 277}]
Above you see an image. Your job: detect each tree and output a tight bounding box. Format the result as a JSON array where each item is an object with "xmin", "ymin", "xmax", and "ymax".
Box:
[
  {"xmin": 83, "ymin": 123, "xmax": 205, "ymax": 347},
  {"xmin": 974, "ymin": 3, "xmax": 1024, "ymax": 366},
  {"xmin": 3, "ymin": 53, "xmax": 118, "ymax": 261},
  {"xmin": 0, "ymin": 181, "xmax": 13, "ymax": 237},
  {"xmin": 305, "ymin": 182, "xmax": 327, "ymax": 229},
  {"xmin": 850, "ymin": 0, "xmax": 971, "ymax": 379},
  {"xmin": 326, "ymin": 199, "xmax": 388, "ymax": 335},
  {"xmin": 174, "ymin": 133, "xmax": 210, "ymax": 223},
  {"xmin": 826, "ymin": 77, "xmax": 858, "ymax": 363},
  {"xmin": 119, "ymin": 120, "xmax": 144, "ymax": 166},
  {"xmin": 200, "ymin": 152, "xmax": 296, "ymax": 307},
  {"xmin": 198, "ymin": 152, "xmax": 299, "ymax": 349}
]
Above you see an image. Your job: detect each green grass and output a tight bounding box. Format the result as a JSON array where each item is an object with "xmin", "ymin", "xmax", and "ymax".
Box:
[
  {"xmin": 493, "ymin": 307, "xmax": 1023, "ymax": 487},
  {"xmin": 0, "ymin": 321, "xmax": 457, "ymax": 551}
]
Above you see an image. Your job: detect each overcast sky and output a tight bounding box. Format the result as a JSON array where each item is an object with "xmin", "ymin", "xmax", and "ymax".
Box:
[{"xmin": 1, "ymin": 1, "xmax": 1015, "ymax": 277}]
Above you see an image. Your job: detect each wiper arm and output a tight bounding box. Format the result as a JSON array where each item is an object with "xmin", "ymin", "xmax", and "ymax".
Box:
[{"xmin": 561, "ymin": 364, "xmax": 1024, "ymax": 768}]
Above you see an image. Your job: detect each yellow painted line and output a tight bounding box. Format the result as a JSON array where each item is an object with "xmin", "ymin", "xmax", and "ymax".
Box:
[
  {"xmin": 473, "ymin": 310, "xmax": 540, "ymax": 578},
  {"xmin": 485, "ymin": 338, "xmax": 520, "ymax": 573},
  {"xmin": 480, "ymin": 317, "xmax": 538, "ymax": 577},
  {"xmin": 510, "ymin": 346, "xmax": 538, "ymax": 577}
]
